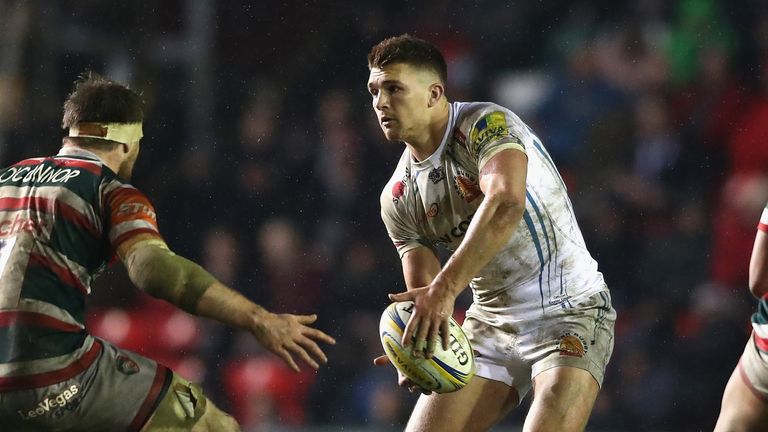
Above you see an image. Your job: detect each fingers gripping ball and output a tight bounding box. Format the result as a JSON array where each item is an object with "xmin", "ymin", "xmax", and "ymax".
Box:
[{"xmin": 379, "ymin": 301, "xmax": 476, "ymax": 393}]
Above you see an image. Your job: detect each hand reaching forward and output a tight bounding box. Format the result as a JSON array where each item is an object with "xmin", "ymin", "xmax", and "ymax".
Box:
[
  {"xmin": 251, "ymin": 312, "xmax": 336, "ymax": 372},
  {"xmin": 373, "ymin": 355, "xmax": 432, "ymax": 395},
  {"xmin": 389, "ymin": 283, "xmax": 455, "ymax": 359}
]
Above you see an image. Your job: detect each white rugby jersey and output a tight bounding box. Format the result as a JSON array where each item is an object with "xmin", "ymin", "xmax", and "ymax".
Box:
[{"xmin": 380, "ymin": 101, "xmax": 607, "ymax": 315}]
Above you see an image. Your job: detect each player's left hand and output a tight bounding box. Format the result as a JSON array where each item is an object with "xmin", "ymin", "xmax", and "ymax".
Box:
[{"xmin": 389, "ymin": 283, "xmax": 455, "ymax": 359}]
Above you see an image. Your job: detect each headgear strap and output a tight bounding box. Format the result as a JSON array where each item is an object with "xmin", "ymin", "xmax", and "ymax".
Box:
[{"xmin": 69, "ymin": 122, "xmax": 143, "ymax": 145}]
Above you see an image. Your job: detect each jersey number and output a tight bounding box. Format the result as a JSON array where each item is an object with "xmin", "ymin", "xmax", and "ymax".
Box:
[{"xmin": 0, "ymin": 236, "xmax": 21, "ymax": 308}]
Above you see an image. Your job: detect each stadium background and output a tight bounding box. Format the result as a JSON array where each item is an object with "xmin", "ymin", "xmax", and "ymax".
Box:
[{"xmin": 2, "ymin": 0, "xmax": 768, "ymax": 430}]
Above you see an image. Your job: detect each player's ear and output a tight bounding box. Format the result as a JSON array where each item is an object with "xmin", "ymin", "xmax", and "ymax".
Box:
[{"xmin": 428, "ymin": 83, "xmax": 444, "ymax": 108}]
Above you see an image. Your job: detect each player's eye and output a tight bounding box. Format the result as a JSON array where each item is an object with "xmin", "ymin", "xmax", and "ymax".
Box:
[{"xmin": 388, "ymin": 85, "xmax": 400, "ymax": 94}]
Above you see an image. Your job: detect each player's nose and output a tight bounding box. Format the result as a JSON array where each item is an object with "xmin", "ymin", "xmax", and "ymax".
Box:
[{"xmin": 374, "ymin": 92, "xmax": 389, "ymax": 111}]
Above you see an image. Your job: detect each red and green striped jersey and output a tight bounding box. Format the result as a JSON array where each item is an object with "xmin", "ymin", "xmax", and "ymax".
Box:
[
  {"xmin": 0, "ymin": 146, "xmax": 162, "ymax": 391},
  {"xmin": 752, "ymin": 203, "xmax": 768, "ymax": 353}
]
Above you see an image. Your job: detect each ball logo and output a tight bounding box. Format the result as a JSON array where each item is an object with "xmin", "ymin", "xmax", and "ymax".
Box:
[
  {"xmin": 379, "ymin": 301, "xmax": 476, "ymax": 393},
  {"xmin": 448, "ymin": 333, "xmax": 470, "ymax": 366}
]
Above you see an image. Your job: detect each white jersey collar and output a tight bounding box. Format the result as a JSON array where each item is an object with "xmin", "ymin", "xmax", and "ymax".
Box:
[{"xmin": 57, "ymin": 146, "xmax": 104, "ymax": 163}]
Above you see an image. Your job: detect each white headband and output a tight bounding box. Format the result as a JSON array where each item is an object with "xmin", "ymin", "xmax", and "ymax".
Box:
[{"xmin": 69, "ymin": 122, "xmax": 143, "ymax": 145}]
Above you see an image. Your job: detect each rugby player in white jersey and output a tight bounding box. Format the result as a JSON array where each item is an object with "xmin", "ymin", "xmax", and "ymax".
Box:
[
  {"xmin": 367, "ymin": 35, "xmax": 615, "ymax": 431},
  {"xmin": 715, "ymin": 202, "xmax": 768, "ymax": 431}
]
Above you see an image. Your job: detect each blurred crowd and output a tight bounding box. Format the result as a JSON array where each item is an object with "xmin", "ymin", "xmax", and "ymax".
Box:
[{"xmin": 3, "ymin": 0, "xmax": 768, "ymax": 430}]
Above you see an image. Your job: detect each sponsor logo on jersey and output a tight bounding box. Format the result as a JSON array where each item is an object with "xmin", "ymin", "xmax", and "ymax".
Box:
[
  {"xmin": 427, "ymin": 203, "xmax": 439, "ymax": 218},
  {"xmin": 392, "ymin": 180, "xmax": 406, "ymax": 204},
  {"xmin": 558, "ymin": 333, "xmax": 587, "ymax": 357},
  {"xmin": 436, "ymin": 212, "xmax": 475, "ymax": 246},
  {"xmin": 470, "ymin": 111, "xmax": 512, "ymax": 148},
  {"xmin": 116, "ymin": 355, "xmax": 140, "ymax": 375},
  {"xmin": 0, "ymin": 214, "xmax": 45, "ymax": 237},
  {"xmin": 17, "ymin": 384, "xmax": 81, "ymax": 420},
  {"xmin": 0, "ymin": 166, "xmax": 81, "ymax": 184},
  {"xmin": 428, "ymin": 167, "xmax": 445, "ymax": 184},
  {"xmin": 117, "ymin": 202, "xmax": 157, "ymax": 220}
]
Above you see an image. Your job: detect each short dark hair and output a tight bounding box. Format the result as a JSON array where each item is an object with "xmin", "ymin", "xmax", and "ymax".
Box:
[
  {"xmin": 367, "ymin": 34, "xmax": 448, "ymax": 84},
  {"xmin": 62, "ymin": 71, "xmax": 144, "ymax": 129}
]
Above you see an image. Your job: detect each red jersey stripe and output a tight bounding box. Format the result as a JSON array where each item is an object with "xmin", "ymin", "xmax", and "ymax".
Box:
[
  {"xmin": 0, "ymin": 311, "xmax": 82, "ymax": 332},
  {"xmin": 754, "ymin": 333, "xmax": 768, "ymax": 352},
  {"xmin": 11, "ymin": 158, "xmax": 48, "ymax": 167},
  {"xmin": 0, "ymin": 196, "xmax": 99, "ymax": 238},
  {"xmin": 0, "ymin": 340, "xmax": 102, "ymax": 392},
  {"xmin": 112, "ymin": 228, "xmax": 162, "ymax": 250},
  {"xmin": 127, "ymin": 365, "xmax": 171, "ymax": 432},
  {"xmin": 759, "ymin": 222, "xmax": 768, "ymax": 233},
  {"xmin": 28, "ymin": 253, "xmax": 88, "ymax": 295}
]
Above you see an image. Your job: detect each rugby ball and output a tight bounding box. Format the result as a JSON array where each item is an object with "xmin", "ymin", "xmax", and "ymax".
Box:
[{"xmin": 379, "ymin": 301, "xmax": 475, "ymax": 393}]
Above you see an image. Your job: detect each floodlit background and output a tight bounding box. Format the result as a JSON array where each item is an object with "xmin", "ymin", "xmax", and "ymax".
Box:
[{"xmin": 2, "ymin": 0, "xmax": 768, "ymax": 430}]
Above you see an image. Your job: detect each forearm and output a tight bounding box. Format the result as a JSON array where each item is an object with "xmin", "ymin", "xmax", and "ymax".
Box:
[
  {"xmin": 435, "ymin": 195, "xmax": 524, "ymax": 296},
  {"xmin": 194, "ymin": 281, "xmax": 268, "ymax": 329},
  {"xmin": 125, "ymin": 245, "xmax": 225, "ymax": 313}
]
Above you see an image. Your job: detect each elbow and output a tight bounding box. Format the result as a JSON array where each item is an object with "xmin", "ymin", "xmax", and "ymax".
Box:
[{"xmin": 487, "ymin": 192, "xmax": 526, "ymax": 225}]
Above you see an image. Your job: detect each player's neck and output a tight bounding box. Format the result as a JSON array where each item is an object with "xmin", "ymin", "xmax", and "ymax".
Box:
[
  {"xmin": 406, "ymin": 100, "xmax": 450, "ymax": 162},
  {"xmin": 62, "ymin": 143, "xmax": 123, "ymax": 175}
]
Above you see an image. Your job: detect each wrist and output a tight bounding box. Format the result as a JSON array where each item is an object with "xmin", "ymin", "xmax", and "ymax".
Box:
[
  {"xmin": 432, "ymin": 273, "xmax": 462, "ymax": 299},
  {"xmin": 245, "ymin": 304, "xmax": 270, "ymax": 332}
]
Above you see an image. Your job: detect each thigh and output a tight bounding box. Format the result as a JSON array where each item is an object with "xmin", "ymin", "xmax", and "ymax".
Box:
[
  {"xmin": 524, "ymin": 366, "xmax": 599, "ymax": 432},
  {"xmin": 0, "ymin": 338, "xmax": 167, "ymax": 432},
  {"xmin": 715, "ymin": 338, "xmax": 768, "ymax": 432},
  {"xmin": 406, "ymin": 375, "xmax": 519, "ymax": 432}
]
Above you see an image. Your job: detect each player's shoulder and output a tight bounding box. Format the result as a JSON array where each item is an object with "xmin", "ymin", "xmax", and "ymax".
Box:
[{"xmin": 453, "ymin": 101, "xmax": 517, "ymax": 132}]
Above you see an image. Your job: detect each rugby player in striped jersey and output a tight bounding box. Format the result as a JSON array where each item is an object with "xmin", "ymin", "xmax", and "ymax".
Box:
[
  {"xmin": 715, "ymin": 202, "xmax": 768, "ymax": 430},
  {"xmin": 367, "ymin": 35, "xmax": 615, "ymax": 431},
  {"xmin": 0, "ymin": 73, "xmax": 335, "ymax": 431}
]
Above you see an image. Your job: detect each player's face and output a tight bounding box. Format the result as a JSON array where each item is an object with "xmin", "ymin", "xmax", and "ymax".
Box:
[{"xmin": 367, "ymin": 63, "xmax": 434, "ymax": 142}]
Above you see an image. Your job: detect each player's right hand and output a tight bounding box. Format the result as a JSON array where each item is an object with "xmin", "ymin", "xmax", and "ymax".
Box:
[
  {"xmin": 373, "ymin": 355, "xmax": 432, "ymax": 395},
  {"xmin": 251, "ymin": 312, "xmax": 336, "ymax": 372}
]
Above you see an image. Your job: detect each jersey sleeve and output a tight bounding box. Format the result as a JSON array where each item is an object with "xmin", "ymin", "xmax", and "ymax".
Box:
[
  {"xmin": 380, "ymin": 184, "xmax": 435, "ymax": 259},
  {"xmin": 760, "ymin": 203, "xmax": 768, "ymax": 233},
  {"xmin": 104, "ymin": 183, "xmax": 163, "ymax": 249},
  {"xmin": 466, "ymin": 107, "xmax": 527, "ymax": 170}
]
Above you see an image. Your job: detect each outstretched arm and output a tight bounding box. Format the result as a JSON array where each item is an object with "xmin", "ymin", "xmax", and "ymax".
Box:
[{"xmin": 117, "ymin": 234, "xmax": 336, "ymax": 371}]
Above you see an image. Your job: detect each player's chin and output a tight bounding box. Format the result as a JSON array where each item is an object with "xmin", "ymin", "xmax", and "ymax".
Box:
[{"xmin": 382, "ymin": 128, "xmax": 402, "ymax": 142}]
